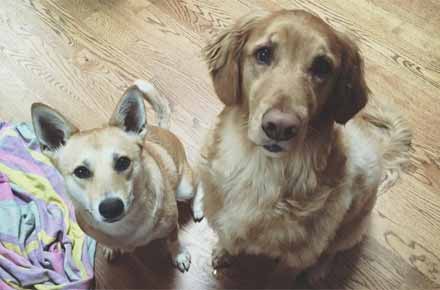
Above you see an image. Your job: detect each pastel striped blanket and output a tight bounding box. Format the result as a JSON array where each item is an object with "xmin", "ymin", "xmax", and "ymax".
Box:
[{"xmin": 0, "ymin": 122, "xmax": 95, "ymax": 289}]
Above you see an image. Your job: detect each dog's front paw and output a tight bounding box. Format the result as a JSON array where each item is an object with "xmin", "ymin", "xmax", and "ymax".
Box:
[
  {"xmin": 192, "ymin": 202, "xmax": 204, "ymax": 222},
  {"xmin": 212, "ymin": 246, "xmax": 233, "ymax": 269},
  {"xmin": 102, "ymin": 247, "xmax": 124, "ymax": 263},
  {"xmin": 191, "ymin": 183, "xmax": 204, "ymax": 222},
  {"xmin": 172, "ymin": 248, "xmax": 191, "ymax": 273}
]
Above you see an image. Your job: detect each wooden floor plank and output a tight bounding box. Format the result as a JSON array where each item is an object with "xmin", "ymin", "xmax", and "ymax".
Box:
[{"xmin": 39, "ymin": 0, "xmax": 221, "ymax": 160}]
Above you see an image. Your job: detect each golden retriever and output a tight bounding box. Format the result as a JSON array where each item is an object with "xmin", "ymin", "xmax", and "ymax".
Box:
[{"xmin": 194, "ymin": 9, "xmax": 412, "ymax": 283}]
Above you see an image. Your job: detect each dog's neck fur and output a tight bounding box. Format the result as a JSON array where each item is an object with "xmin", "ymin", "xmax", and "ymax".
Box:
[{"xmin": 210, "ymin": 107, "xmax": 346, "ymax": 217}]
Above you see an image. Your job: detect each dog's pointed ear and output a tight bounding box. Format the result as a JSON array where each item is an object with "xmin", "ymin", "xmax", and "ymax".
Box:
[
  {"xmin": 332, "ymin": 33, "xmax": 369, "ymax": 124},
  {"xmin": 31, "ymin": 103, "xmax": 78, "ymax": 155},
  {"xmin": 109, "ymin": 86, "xmax": 147, "ymax": 136},
  {"xmin": 203, "ymin": 13, "xmax": 264, "ymax": 106}
]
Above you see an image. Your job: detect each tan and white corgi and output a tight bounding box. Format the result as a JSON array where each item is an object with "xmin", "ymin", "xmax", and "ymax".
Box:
[{"xmin": 31, "ymin": 80, "xmax": 196, "ymax": 272}]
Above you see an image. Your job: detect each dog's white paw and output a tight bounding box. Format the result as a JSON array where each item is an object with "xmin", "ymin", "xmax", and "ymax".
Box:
[
  {"xmin": 173, "ymin": 249, "xmax": 191, "ymax": 273},
  {"xmin": 192, "ymin": 182, "xmax": 205, "ymax": 222},
  {"xmin": 192, "ymin": 202, "xmax": 204, "ymax": 222},
  {"xmin": 102, "ymin": 247, "xmax": 124, "ymax": 263}
]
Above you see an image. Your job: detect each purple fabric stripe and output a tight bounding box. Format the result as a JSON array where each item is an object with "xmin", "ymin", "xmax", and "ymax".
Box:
[
  {"xmin": 0, "ymin": 149, "xmax": 43, "ymax": 176},
  {"xmin": 81, "ymin": 237, "xmax": 93, "ymax": 274},
  {"xmin": 0, "ymin": 254, "xmax": 53, "ymax": 287},
  {"xmin": 59, "ymin": 279, "xmax": 93, "ymax": 290},
  {"xmin": 62, "ymin": 242, "xmax": 81, "ymax": 281},
  {"xmin": 47, "ymin": 243, "xmax": 64, "ymax": 274},
  {"xmin": 0, "ymin": 174, "xmax": 13, "ymax": 201},
  {"xmin": 0, "ymin": 244, "xmax": 31, "ymax": 267},
  {"xmin": 0, "ymin": 233, "xmax": 19, "ymax": 244},
  {"xmin": 34, "ymin": 164, "xmax": 76, "ymax": 219},
  {"xmin": 0, "ymin": 122, "xmax": 8, "ymax": 130},
  {"xmin": 0, "ymin": 136, "xmax": 34, "ymax": 162}
]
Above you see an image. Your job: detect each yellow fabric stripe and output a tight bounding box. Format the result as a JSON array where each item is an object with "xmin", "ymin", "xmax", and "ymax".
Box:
[
  {"xmin": 72, "ymin": 233, "xmax": 87, "ymax": 279},
  {"xmin": 24, "ymin": 240, "xmax": 40, "ymax": 255},
  {"xmin": 1, "ymin": 241, "xmax": 23, "ymax": 256},
  {"xmin": 29, "ymin": 150, "xmax": 52, "ymax": 166},
  {"xmin": 3, "ymin": 233, "xmax": 65, "ymax": 256},
  {"xmin": 34, "ymin": 283, "xmax": 65, "ymax": 290},
  {"xmin": 38, "ymin": 230, "xmax": 57, "ymax": 245},
  {"xmin": 3, "ymin": 279, "xmax": 26, "ymax": 290},
  {"xmin": 2, "ymin": 241, "xmax": 38, "ymax": 268},
  {"xmin": 1, "ymin": 129, "xmax": 19, "ymax": 138},
  {"xmin": 0, "ymin": 163, "xmax": 69, "ymax": 224}
]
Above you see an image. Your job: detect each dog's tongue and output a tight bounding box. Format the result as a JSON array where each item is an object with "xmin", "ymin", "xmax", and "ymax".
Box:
[{"xmin": 263, "ymin": 144, "xmax": 283, "ymax": 153}]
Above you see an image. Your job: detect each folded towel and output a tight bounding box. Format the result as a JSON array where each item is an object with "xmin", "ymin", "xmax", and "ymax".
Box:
[{"xmin": 0, "ymin": 122, "xmax": 95, "ymax": 290}]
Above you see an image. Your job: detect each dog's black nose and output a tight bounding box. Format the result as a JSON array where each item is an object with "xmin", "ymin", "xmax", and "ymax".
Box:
[
  {"xmin": 262, "ymin": 109, "xmax": 299, "ymax": 141},
  {"xmin": 99, "ymin": 198, "xmax": 124, "ymax": 221}
]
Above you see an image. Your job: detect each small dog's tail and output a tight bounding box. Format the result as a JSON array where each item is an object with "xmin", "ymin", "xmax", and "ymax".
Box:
[
  {"xmin": 360, "ymin": 99, "xmax": 412, "ymax": 192},
  {"xmin": 134, "ymin": 80, "xmax": 171, "ymax": 129}
]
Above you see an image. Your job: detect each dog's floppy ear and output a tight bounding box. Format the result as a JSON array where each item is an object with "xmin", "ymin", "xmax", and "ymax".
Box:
[
  {"xmin": 109, "ymin": 85, "xmax": 147, "ymax": 136},
  {"xmin": 31, "ymin": 103, "xmax": 78, "ymax": 155},
  {"xmin": 203, "ymin": 13, "xmax": 264, "ymax": 106},
  {"xmin": 332, "ymin": 33, "xmax": 369, "ymax": 124}
]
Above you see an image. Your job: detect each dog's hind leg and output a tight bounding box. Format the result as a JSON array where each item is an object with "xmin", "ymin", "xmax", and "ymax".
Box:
[
  {"xmin": 306, "ymin": 192, "xmax": 377, "ymax": 285},
  {"xmin": 167, "ymin": 226, "xmax": 191, "ymax": 273},
  {"xmin": 176, "ymin": 164, "xmax": 195, "ymax": 201},
  {"xmin": 176, "ymin": 164, "xmax": 205, "ymax": 221},
  {"xmin": 327, "ymin": 192, "xmax": 377, "ymax": 254}
]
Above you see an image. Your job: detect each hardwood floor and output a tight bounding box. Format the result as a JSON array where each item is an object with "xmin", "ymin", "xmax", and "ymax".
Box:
[{"xmin": 1, "ymin": 0, "xmax": 439, "ymax": 289}]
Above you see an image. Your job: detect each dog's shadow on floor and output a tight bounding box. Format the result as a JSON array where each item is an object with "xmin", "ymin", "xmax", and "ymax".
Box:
[
  {"xmin": 93, "ymin": 202, "xmax": 364, "ymax": 289},
  {"xmin": 210, "ymin": 244, "xmax": 363, "ymax": 289},
  {"xmin": 94, "ymin": 241, "xmax": 363, "ymax": 289}
]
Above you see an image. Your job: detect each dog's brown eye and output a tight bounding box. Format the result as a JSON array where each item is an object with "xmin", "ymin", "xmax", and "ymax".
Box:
[
  {"xmin": 73, "ymin": 166, "xmax": 92, "ymax": 179},
  {"xmin": 115, "ymin": 156, "xmax": 131, "ymax": 172},
  {"xmin": 311, "ymin": 56, "xmax": 333, "ymax": 79},
  {"xmin": 255, "ymin": 46, "xmax": 272, "ymax": 65}
]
